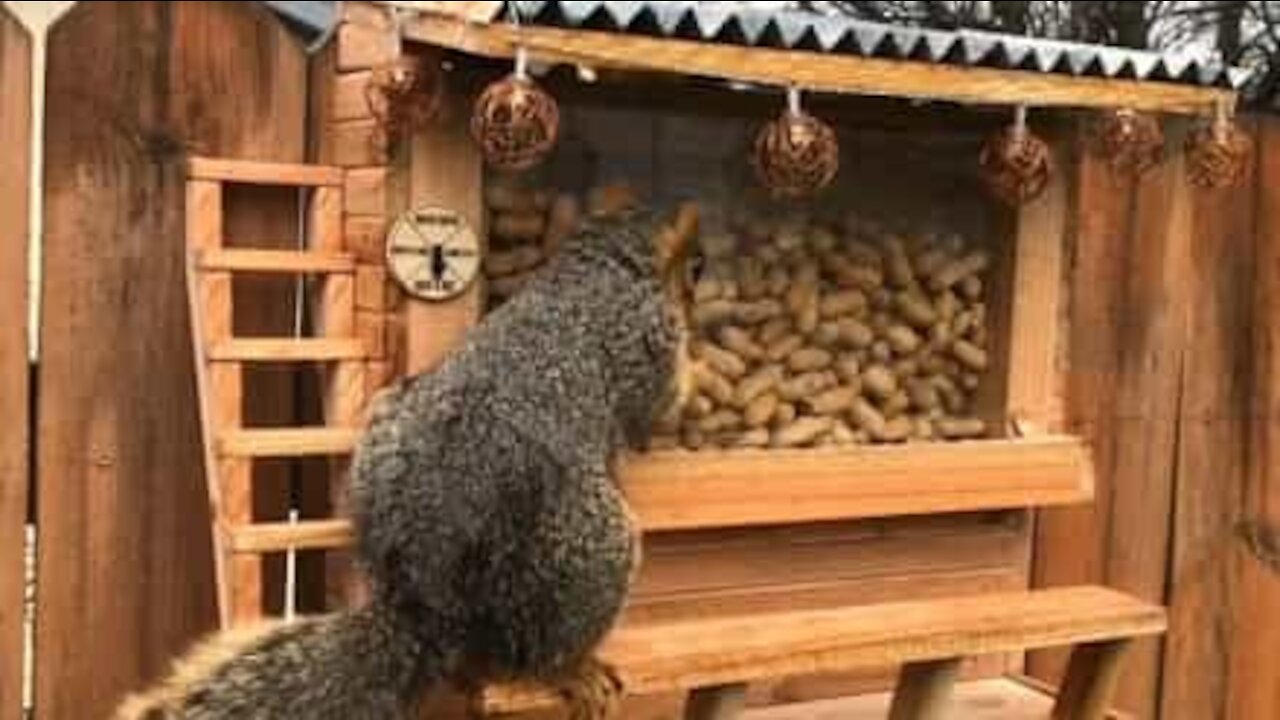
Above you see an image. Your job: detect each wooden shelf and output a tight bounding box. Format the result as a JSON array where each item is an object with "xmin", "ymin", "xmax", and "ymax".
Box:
[
  {"xmin": 229, "ymin": 519, "xmax": 354, "ymax": 553},
  {"xmin": 480, "ymin": 586, "xmax": 1163, "ymax": 713},
  {"xmin": 197, "ymin": 248, "xmax": 355, "ymax": 274},
  {"xmin": 208, "ymin": 338, "xmax": 367, "ymax": 362},
  {"xmin": 218, "ymin": 427, "xmax": 361, "ymax": 458},
  {"xmin": 187, "ymin": 156, "xmax": 343, "ymax": 186},
  {"xmin": 621, "ymin": 436, "xmax": 1093, "ymax": 532}
]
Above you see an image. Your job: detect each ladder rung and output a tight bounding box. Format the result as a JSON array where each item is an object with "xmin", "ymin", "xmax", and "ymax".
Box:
[
  {"xmin": 188, "ymin": 157, "xmax": 343, "ymax": 186},
  {"xmin": 229, "ymin": 519, "xmax": 354, "ymax": 553},
  {"xmin": 219, "ymin": 428, "xmax": 360, "ymax": 458},
  {"xmin": 208, "ymin": 338, "xmax": 366, "ymax": 362},
  {"xmin": 198, "ymin": 248, "xmax": 355, "ymax": 274}
]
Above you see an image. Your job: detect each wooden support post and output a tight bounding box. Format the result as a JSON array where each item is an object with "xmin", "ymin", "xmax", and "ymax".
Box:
[
  {"xmin": 683, "ymin": 683, "xmax": 749, "ymax": 720},
  {"xmin": 1051, "ymin": 639, "xmax": 1132, "ymax": 720},
  {"xmin": 887, "ymin": 657, "xmax": 963, "ymax": 720}
]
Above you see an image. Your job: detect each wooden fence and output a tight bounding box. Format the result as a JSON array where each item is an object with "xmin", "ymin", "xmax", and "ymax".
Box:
[
  {"xmin": 1033, "ymin": 115, "xmax": 1280, "ymax": 719},
  {"xmin": 0, "ymin": 7, "xmax": 31, "ymax": 720},
  {"xmin": 0, "ymin": 2, "xmax": 1277, "ymax": 718}
]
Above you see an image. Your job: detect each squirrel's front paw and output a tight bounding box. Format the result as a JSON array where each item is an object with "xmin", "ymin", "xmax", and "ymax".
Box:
[{"xmin": 558, "ymin": 657, "xmax": 624, "ymax": 720}]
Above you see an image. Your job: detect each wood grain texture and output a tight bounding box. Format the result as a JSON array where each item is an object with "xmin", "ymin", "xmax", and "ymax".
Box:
[
  {"xmin": 406, "ymin": 92, "xmax": 484, "ymax": 374},
  {"xmin": 1232, "ymin": 116, "xmax": 1280, "ymax": 720},
  {"xmin": 1032, "ymin": 128, "xmax": 1192, "ymax": 718},
  {"xmin": 621, "ymin": 438, "xmax": 1092, "ymax": 531},
  {"xmin": 1156, "ymin": 117, "xmax": 1258, "ymax": 720},
  {"xmin": 481, "ymin": 586, "xmax": 1166, "ymax": 714},
  {"xmin": 403, "ymin": 14, "xmax": 1233, "ymax": 115},
  {"xmin": 1008, "ymin": 143, "xmax": 1068, "ymax": 430},
  {"xmin": 887, "ymin": 658, "xmax": 962, "ymax": 720},
  {"xmin": 35, "ymin": 3, "xmax": 307, "ymax": 716},
  {"xmin": 0, "ymin": 8, "xmax": 30, "ymax": 720},
  {"xmin": 1052, "ymin": 640, "xmax": 1133, "ymax": 720}
]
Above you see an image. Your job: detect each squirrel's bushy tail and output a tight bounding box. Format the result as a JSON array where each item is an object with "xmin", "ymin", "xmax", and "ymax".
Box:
[{"xmin": 114, "ymin": 602, "xmax": 443, "ymax": 720}]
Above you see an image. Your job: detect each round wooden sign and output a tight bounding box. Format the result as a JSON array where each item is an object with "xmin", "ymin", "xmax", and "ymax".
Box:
[{"xmin": 385, "ymin": 207, "xmax": 481, "ymax": 301}]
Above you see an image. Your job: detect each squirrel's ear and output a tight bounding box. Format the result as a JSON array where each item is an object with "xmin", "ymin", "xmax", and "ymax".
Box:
[{"xmin": 655, "ymin": 202, "xmax": 698, "ymax": 276}]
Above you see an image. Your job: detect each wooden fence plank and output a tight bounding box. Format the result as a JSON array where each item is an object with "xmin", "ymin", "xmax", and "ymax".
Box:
[
  {"xmin": 35, "ymin": 3, "xmax": 307, "ymax": 717},
  {"xmin": 1160, "ymin": 117, "xmax": 1258, "ymax": 720},
  {"xmin": 1032, "ymin": 128, "xmax": 1192, "ymax": 718},
  {"xmin": 0, "ymin": 8, "xmax": 31, "ymax": 720},
  {"xmin": 1231, "ymin": 115, "xmax": 1280, "ymax": 720}
]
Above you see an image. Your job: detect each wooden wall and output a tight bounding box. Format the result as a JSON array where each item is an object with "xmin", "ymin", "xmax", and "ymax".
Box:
[
  {"xmin": 0, "ymin": 8, "xmax": 31, "ymax": 720},
  {"xmin": 34, "ymin": 3, "xmax": 308, "ymax": 717},
  {"xmin": 1033, "ymin": 116, "xmax": 1280, "ymax": 720}
]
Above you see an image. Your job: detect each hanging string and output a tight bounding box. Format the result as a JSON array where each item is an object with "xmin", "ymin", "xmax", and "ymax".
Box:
[
  {"xmin": 284, "ymin": 509, "xmax": 300, "ymax": 622},
  {"xmin": 1012, "ymin": 104, "xmax": 1028, "ymax": 146},
  {"xmin": 787, "ymin": 85, "xmax": 802, "ymax": 116}
]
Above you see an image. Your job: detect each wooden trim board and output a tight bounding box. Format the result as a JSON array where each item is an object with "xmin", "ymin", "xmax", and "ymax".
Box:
[
  {"xmin": 623, "ymin": 437, "xmax": 1093, "ymax": 531},
  {"xmin": 480, "ymin": 585, "xmax": 1165, "ymax": 713},
  {"xmin": 402, "ymin": 10, "xmax": 1233, "ymax": 115}
]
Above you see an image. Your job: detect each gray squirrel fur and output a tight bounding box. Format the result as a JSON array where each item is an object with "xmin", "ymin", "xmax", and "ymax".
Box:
[{"xmin": 115, "ymin": 206, "xmax": 696, "ymax": 719}]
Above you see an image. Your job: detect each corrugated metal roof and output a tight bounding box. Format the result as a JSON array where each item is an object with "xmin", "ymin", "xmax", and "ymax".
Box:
[
  {"xmin": 270, "ymin": 1, "xmax": 1249, "ymax": 90},
  {"xmin": 497, "ymin": 1, "xmax": 1250, "ymax": 90}
]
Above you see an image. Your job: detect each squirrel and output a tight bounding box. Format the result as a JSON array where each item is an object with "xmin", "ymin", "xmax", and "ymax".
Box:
[{"xmin": 114, "ymin": 201, "xmax": 698, "ymax": 720}]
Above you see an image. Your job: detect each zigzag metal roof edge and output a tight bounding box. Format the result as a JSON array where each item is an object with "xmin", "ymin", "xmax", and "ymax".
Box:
[{"xmin": 415, "ymin": 0, "xmax": 1244, "ymax": 91}]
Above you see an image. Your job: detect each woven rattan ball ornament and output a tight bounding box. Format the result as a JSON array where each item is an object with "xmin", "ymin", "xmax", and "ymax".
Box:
[
  {"xmin": 979, "ymin": 108, "xmax": 1052, "ymax": 206},
  {"xmin": 1088, "ymin": 109, "xmax": 1165, "ymax": 175},
  {"xmin": 753, "ymin": 88, "xmax": 839, "ymax": 199},
  {"xmin": 1186, "ymin": 110, "xmax": 1251, "ymax": 189},
  {"xmin": 471, "ymin": 48, "xmax": 559, "ymax": 172},
  {"xmin": 366, "ymin": 55, "xmax": 443, "ymax": 155}
]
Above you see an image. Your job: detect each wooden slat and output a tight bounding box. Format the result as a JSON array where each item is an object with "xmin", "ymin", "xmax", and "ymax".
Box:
[
  {"xmin": 887, "ymin": 658, "xmax": 963, "ymax": 720},
  {"xmin": 403, "ymin": 14, "xmax": 1233, "ymax": 115},
  {"xmin": 743, "ymin": 677, "xmax": 1072, "ymax": 720},
  {"xmin": 1233, "ymin": 115, "xmax": 1280, "ymax": 720},
  {"xmin": 36, "ymin": 3, "xmax": 307, "ymax": 715},
  {"xmin": 1032, "ymin": 126, "xmax": 1192, "ymax": 719},
  {"xmin": 1159, "ymin": 117, "xmax": 1258, "ymax": 720},
  {"xmin": 186, "ymin": 180, "xmax": 223, "ymax": 251},
  {"xmin": 228, "ymin": 519, "xmax": 355, "ymax": 553},
  {"xmin": 187, "ymin": 156, "xmax": 342, "ymax": 186},
  {"xmin": 198, "ymin": 248, "xmax": 355, "ymax": 274},
  {"xmin": 407, "ymin": 88, "xmax": 484, "ymax": 374},
  {"xmin": 621, "ymin": 438, "xmax": 1092, "ymax": 532},
  {"xmin": 0, "ymin": 9, "xmax": 29, "ymax": 720},
  {"xmin": 480, "ymin": 586, "xmax": 1166, "ymax": 714},
  {"xmin": 218, "ymin": 428, "xmax": 361, "ymax": 458},
  {"xmin": 1007, "ymin": 140, "xmax": 1068, "ymax": 430},
  {"xmin": 1052, "ymin": 640, "xmax": 1132, "ymax": 720},
  {"xmin": 207, "ymin": 338, "xmax": 367, "ymax": 362}
]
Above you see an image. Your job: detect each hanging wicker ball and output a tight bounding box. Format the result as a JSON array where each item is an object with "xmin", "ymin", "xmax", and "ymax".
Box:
[
  {"xmin": 978, "ymin": 125, "xmax": 1052, "ymax": 206},
  {"xmin": 1087, "ymin": 109, "xmax": 1165, "ymax": 175},
  {"xmin": 470, "ymin": 73, "xmax": 560, "ymax": 172},
  {"xmin": 752, "ymin": 109, "xmax": 840, "ymax": 199},
  {"xmin": 365, "ymin": 55, "xmax": 444, "ymax": 155},
  {"xmin": 1186, "ymin": 121, "xmax": 1251, "ymax": 189}
]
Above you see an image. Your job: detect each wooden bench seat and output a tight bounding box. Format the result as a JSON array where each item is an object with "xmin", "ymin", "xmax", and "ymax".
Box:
[{"xmin": 480, "ymin": 586, "xmax": 1165, "ymax": 720}]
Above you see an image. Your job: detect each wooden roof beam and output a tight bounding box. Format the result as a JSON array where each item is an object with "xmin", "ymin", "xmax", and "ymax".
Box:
[{"xmin": 400, "ymin": 11, "xmax": 1234, "ymax": 116}]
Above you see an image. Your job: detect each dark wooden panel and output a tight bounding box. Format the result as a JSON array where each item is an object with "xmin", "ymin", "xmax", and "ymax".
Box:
[
  {"xmin": 1159, "ymin": 117, "xmax": 1258, "ymax": 720},
  {"xmin": 35, "ymin": 3, "xmax": 306, "ymax": 717},
  {"xmin": 0, "ymin": 8, "xmax": 31, "ymax": 720},
  {"xmin": 1232, "ymin": 115, "xmax": 1280, "ymax": 720},
  {"xmin": 1032, "ymin": 127, "xmax": 1192, "ymax": 718}
]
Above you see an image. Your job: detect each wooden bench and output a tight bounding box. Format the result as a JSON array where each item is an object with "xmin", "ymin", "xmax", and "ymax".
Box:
[{"xmin": 478, "ymin": 586, "xmax": 1165, "ymax": 720}]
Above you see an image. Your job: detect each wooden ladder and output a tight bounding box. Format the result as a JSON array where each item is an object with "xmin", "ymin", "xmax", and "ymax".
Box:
[{"xmin": 185, "ymin": 157, "xmax": 366, "ymax": 627}]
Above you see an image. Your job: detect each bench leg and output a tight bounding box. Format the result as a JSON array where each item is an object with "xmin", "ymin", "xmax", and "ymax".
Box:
[
  {"xmin": 887, "ymin": 657, "xmax": 963, "ymax": 720},
  {"xmin": 684, "ymin": 683, "xmax": 748, "ymax": 720},
  {"xmin": 1051, "ymin": 639, "xmax": 1132, "ymax": 720}
]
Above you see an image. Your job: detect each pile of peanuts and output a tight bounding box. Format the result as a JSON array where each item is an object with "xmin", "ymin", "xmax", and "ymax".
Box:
[
  {"xmin": 652, "ymin": 211, "xmax": 992, "ymax": 450},
  {"xmin": 483, "ymin": 177, "xmax": 580, "ymax": 307}
]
